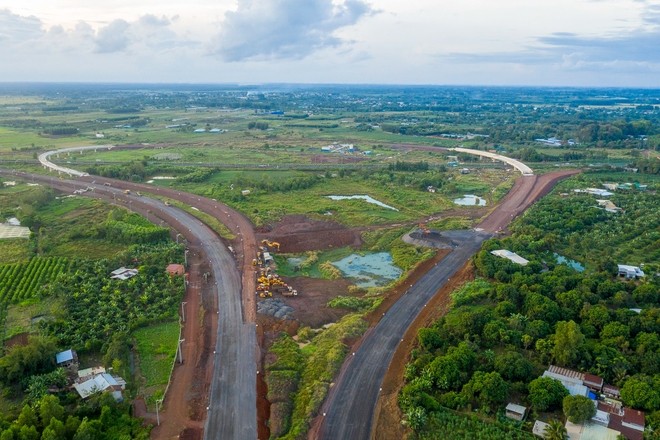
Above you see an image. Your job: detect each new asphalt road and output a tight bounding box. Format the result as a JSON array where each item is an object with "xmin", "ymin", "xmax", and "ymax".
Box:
[{"xmin": 318, "ymin": 231, "xmax": 491, "ymax": 440}]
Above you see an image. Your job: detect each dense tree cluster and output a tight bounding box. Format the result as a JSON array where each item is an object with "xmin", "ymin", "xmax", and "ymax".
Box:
[
  {"xmin": 0, "ymin": 392, "xmax": 150, "ymax": 440},
  {"xmin": 401, "ymin": 173, "xmax": 660, "ymax": 434}
]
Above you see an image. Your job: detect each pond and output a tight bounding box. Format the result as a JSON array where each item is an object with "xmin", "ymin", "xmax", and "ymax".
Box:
[
  {"xmin": 326, "ymin": 195, "xmax": 398, "ymax": 211},
  {"xmin": 453, "ymin": 195, "xmax": 487, "ymax": 206},
  {"xmin": 287, "ymin": 257, "xmax": 306, "ymax": 267},
  {"xmin": 553, "ymin": 253, "xmax": 585, "ymax": 272},
  {"xmin": 333, "ymin": 252, "xmax": 403, "ymax": 287}
]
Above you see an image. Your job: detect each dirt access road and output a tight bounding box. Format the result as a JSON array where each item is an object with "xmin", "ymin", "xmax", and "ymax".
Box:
[
  {"xmin": 3, "ymin": 170, "xmax": 259, "ymax": 440},
  {"xmin": 314, "ymin": 169, "xmax": 579, "ymax": 440}
]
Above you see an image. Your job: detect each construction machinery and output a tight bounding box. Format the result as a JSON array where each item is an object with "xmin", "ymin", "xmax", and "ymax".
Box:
[
  {"xmin": 256, "ymin": 271, "xmax": 298, "ymax": 297},
  {"xmin": 418, "ymin": 223, "xmax": 431, "ymax": 234},
  {"xmin": 136, "ymin": 191, "xmax": 142, "ymax": 196},
  {"xmin": 124, "ymin": 189, "xmax": 130, "ymax": 194},
  {"xmin": 256, "ymin": 291, "xmax": 272, "ymax": 298},
  {"xmin": 261, "ymin": 239, "xmax": 281, "ymax": 251},
  {"xmin": 164, "ymin": 201, "xmax": 171, "ymax": 207}
]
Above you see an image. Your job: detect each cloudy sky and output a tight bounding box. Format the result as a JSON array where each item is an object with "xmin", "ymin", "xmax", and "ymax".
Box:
[{"xmin": 1, "ymin": 0, "xmax": 659, "ymax": 86}]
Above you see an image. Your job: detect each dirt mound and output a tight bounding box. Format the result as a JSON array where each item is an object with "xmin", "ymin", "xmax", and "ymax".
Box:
[
  {"xmin": 257, "ymin": 215, "xmax": 361, "ymax": 253},
  {"xmin": 404, "ymin": 230, "xmax": 457, "ymax": 248},
  {"xmin": 403, "ymin": 229, "xmax": 477, "ymax": 249}
]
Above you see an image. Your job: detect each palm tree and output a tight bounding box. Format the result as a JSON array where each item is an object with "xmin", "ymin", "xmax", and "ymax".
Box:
[{"xmin": 544, "ymin": 419, "xmax": 568, "ymax": 440}]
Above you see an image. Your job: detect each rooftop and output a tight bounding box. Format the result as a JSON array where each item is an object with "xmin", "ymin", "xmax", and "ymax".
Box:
[
  {"xmin": 533, "ymin": 420, "xmax": 549, "ymax": 438},
  {"xmin": 505, "ymin": 403, "xmax": 527, "ymax": 414},
  {"xmin": 56, "ymin": 349, "xmax": 75, "ymax": 364},
  {"xmin": 491, "ymin": 249, "xmax": 529, "ymax": 266}
]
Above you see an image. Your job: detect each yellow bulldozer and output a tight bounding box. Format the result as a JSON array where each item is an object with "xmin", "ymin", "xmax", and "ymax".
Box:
[{"xmin": 261, "ymin": 239, "xmax": 281, "ymax": 251}]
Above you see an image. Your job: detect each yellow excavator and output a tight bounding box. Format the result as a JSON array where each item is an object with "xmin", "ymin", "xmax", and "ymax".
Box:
[
  {"xmin": 418, "ymin": 223, "xmax": 431, "ymax": 234},
  {"xmin": 261, "ymin": 239, "xmax": 281, "ymax": 251}
]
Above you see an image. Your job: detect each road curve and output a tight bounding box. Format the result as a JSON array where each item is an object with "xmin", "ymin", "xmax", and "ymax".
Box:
[
  {"xmin": 451, "ymin": 147, "xmax": 534, "ymax": 176},
  {"xmin": 38, "ymin": 144, "xmax": 120, "ymax": 176},
  {"xmin": 0, "ymin": 169, "xmax": 258, "ymax": 440}
]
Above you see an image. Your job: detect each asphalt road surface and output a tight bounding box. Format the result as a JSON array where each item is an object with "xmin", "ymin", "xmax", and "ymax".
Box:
[
  {"xmin": 318, "ymin": 231, "xmax": 491, "ymax": 440},
  {"xmin": 0, "ymin": 170, "xmax": 257, "ymax": 440}
]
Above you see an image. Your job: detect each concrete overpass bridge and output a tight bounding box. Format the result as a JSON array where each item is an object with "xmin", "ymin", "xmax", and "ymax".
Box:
[{"xmin": 451, "ymin": 147, "xmax": 534, "ymax": 176}]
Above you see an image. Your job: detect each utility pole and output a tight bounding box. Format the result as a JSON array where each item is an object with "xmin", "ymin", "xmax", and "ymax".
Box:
[
  {"xmin": 178, "ymin": 339, "xmax": 185, "ymax": 363},
  {"xmin": 155, "ymin": 398, "xmax": 163, "ymax": 426},
  {"xmin": 176, "ymin": 233, "xmax": 183, "ymax": 245},
  {"xmin": 184, "ymin": 249, "xmax": 188, "ymax": 266},
  {"xmin": 181, "ymin": 302, "xmax": 187, "ymax": 323}
]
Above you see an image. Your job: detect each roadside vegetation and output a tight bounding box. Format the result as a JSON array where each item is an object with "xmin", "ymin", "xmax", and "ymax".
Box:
[{"xmin": 265, "ymin": 314, "xmax": 369, "ymax": 439}]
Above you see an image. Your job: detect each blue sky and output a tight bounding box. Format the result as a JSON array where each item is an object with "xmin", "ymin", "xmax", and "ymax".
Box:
[{"xmin": 1, "ymin": 0, "xmax": 659, "ymax": 86}]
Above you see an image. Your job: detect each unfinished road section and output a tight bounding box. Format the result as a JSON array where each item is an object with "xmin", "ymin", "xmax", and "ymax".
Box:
[
  {"xmin": 318, "ymin": 231, "xmax": 490, "ymax": 440},
  {"xmin": 451, "ymin": 147, "xmax": 534, "ymax": 176},
  {"xmin": 38, "ymin": 145, "xmax": 119, "ymax": 177}
]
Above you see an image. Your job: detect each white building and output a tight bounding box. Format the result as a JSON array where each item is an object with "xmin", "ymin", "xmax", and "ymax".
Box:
[
  {"xmin": 491, "ymin": 250, "xmax": 529, "ymax": 266},
  {"xmin": 618, "ymin": 265, "xmax": 644, "ymax": 279},
  {"xmin": 110, "ymin": 267, "xmax": 139, "ymax": 280}
]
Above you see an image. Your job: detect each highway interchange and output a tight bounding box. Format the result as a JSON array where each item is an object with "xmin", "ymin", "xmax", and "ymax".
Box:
[{"xmin": 17, "ymin": 146, "xmax": 552, "ymax": 439}]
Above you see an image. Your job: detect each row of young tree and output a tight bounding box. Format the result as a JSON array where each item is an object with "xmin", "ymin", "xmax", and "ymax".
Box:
[{"xmin": 0, "ymin": 258, "xmax": 68, "ymax": 306}]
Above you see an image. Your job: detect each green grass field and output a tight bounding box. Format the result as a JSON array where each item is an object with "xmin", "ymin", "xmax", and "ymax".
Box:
[{"xmin": 134, "ymin": 321, "xmax": 181, "ymax": 387}]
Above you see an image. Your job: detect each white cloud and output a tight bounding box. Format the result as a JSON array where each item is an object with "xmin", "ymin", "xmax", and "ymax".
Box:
[
  {"xmin": 0, "ymin": 8, "xmax": 44, "ymax": 42},
  {"xmin": 209, "ymin": 0, "xmax": 375, "ymax": 61}
]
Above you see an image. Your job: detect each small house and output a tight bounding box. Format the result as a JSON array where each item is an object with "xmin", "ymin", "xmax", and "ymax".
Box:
[
  {"xmin": 618, "ymin": 264, "xmax": 644, "ymax": 279},
  {"xmin": 583, "ymin": 374, "xmax": 604, "ymax": 392},
  {"xmin": 505, "ymin": 403, "xmax": 527, "ymax": 421},
  {"xmin": 110, "ymin": 267, "xmax": 139, "ymax": 280},
  {"xmin": 461, "ymin": 168, "xmax": 470, "ymax": 174},
  {"xmin": 427, "ymin": 186, "xmax": 436, "ymax": 193},
  {"xmin": 532, "ymin": 420, "xmax": 550, "ymax": 438},
  {"xmin": 56, "ymin": 349, "xmax": 78, "ymax": 369},
  {"xmin": 74, "ymin": 373, "xmax": 126, "ymax": 401},
  {"xmin": 166, "ymin": 264, "xmax": 185, "ymax": 276},
  {"xmin": 78, "ymin": 366, "xmax": 106, "ymax": 379},
  {"xmin": 242, "ymin": 190, "xmax": 251, "ymax": 195},
  {"xmin": 194, "ymin": 129, "xmax": 206, "ymax": 133}
]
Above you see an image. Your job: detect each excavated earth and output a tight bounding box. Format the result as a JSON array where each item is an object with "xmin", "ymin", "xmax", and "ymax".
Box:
[{"xmin": 256, "ymin": 215, "xmax": 361, "ymax": 253}]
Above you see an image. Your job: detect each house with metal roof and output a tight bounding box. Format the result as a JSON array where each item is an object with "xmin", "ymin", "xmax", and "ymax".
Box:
[
  {"xmin": 55, "ymin": 349, "xmax": 78, "ymax": 368},
  {"xmin": 505, "ymin": 403, "xmax": 527, "ymax": 421},
  {"xmin": 74, "ymin": 373, "xmax": 125, "ymax": 401}
]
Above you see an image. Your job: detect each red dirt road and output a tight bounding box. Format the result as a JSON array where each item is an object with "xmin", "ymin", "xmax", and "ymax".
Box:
[{"xmin": 478, "ymin": 170, "xmax": 580, "ymax": 233}]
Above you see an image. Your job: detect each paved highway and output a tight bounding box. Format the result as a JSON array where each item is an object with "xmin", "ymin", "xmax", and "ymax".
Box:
[
  {"xmin": 0, "ymin": 170, "xmax": 258, "ymax": 440},
  {"xmin": 318, "ymin": 232, "xmax": 490, "ymax": 439}
]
